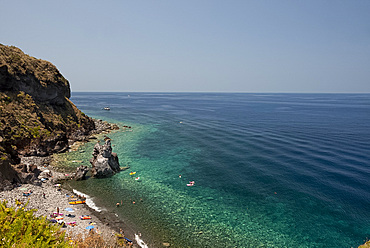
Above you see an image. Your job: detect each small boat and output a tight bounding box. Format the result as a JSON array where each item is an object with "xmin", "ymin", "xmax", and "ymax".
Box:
[
  {"xmin": 124, "ymin": 237, "xmax": 133, "ymax": 243},
  {"xmin": 103, "ymin": 107, "xmax": 110, "ymax": 111},
  {"xmin": 187, "ymin": 181, "xmax": 195, "ymax": 187},
  {"xmin": 129, "ymin": 171, "xmax": 136, "ymax": 175},
  {"xmin": 69, "ymin": 200, "xmax": 86, "ymax": 205},
  {"xmin": 80, "ymin": 215, "xmax": 92, "ymax": 220},
  {"xmin": 135, "ymin": 177, "xmax": 140, "ymax": 181}
]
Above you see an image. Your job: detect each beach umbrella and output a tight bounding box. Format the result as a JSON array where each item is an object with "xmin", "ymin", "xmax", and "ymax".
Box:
[
  {"xmin": 64, "ymin": 208, "xmax": 74, "ymax": 212},
  {"xmin": 55, "ymin": 216, "xmax": 63, "ymax": 220},
  {"xmin": 85, "ymin": 225, "xmax": 95, "ymax": 230}
]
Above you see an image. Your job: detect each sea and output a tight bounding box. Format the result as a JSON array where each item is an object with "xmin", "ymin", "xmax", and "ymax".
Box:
[{"xmin": 56, "ymin": 92, "xmax": 370, "ymax": 248}]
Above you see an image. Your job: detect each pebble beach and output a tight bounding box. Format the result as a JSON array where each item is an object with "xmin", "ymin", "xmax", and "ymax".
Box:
[
  {"xmin": 0, "ymin": 116, "xmax": 152, "ymax": 247},
  {"xmin": 0, "ymin": 180, "xmax": 119, "ymax": 242},
  {"xmin": 0, "ymin": 120, "xmax": 140, "ymax": 247}
]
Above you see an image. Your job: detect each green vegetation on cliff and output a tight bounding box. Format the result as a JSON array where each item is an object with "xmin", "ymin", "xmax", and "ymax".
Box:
[
  {"xmin": 0, "ymin": 90, "xmax": 93, "ymax": 159},
  {"xmin": 0, "ymin": 45, "xmax": 70, "ymax": 98},
  {"xmin": 0, "ymin": 44, "xmax": 95, "ymax": 188},
  {"xmin": 0, "ymin": 44, "xmax": 94, "ymax": 160}
]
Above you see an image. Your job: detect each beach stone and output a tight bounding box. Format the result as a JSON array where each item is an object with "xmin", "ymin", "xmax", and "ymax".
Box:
[
  {"xmin": 90, "ymin": 139, "xmax": 120, "ymax": 178},
  {"xmin": 39, "ymin": 169, "xmax": 52, "ymax": 178}
]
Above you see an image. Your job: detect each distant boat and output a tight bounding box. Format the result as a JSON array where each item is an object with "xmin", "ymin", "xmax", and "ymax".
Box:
[{"xmin": 103, "ymin": 107, "xmax": 110, "ymax": 111}]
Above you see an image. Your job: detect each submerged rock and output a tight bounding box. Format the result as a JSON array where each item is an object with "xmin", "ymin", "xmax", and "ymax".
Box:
[{"xmin": 90, "ymin": 138, "xmax": 120, "ymax": 178}]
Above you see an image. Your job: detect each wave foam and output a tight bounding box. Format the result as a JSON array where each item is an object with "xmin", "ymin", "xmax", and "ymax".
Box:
[
  {"xmin": 135, "ymin": 234, "xmax": 148, "ymax": 248},
  {"xmin": 72, "ymin": 189, "xmax": 102, "ymax": 212}
]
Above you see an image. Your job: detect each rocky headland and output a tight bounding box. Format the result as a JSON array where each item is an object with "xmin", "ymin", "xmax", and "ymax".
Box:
[
  {"xmin": 0, "ymin": 44, "xmax": 118, "ymax": 189},
  {"xmin": 0, "ymin": 44, "xmax": 137, "ymax": 246}
]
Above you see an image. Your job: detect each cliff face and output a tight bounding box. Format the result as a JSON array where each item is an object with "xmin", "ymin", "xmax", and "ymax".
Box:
[
  {"xmin": 0, "ymin": 44, "xmax": 95, "ymax": 189},
  {"xmin": 0, "ymin": 45, "xmax": 70, "ymax": 105}
]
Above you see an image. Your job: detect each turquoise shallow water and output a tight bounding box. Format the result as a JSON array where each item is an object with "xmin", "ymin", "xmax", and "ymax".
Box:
[{"xmin": 61, "ymin": 93, "xmax": 370, "ymax": 247}]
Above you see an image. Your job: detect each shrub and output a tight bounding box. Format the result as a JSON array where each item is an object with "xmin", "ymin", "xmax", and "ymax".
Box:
[{"xmin": 0, "ymin": 200, "xmax": 71, "ymax": 247}]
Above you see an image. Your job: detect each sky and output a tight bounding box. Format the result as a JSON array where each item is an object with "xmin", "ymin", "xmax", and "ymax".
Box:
[{"xmin": 1, "ymin": 0, "xmax": 370, "ymax": 93}]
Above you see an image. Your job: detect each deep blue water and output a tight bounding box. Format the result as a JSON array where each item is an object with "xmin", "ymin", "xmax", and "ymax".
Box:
[{"xmin": 62, "ymin": 93, "xmax": 370, "ymax": 247}]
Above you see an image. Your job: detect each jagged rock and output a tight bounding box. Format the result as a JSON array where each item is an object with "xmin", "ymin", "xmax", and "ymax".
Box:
[
  {"xmin": 90, "ymin": 139, "xmax": 120, "ymax": 178},
  {"xmin": 91, "ymin": 120, "xmax": 120, "ymax": 135},
  {"xmin": 74, "ymin": 165, "xmax": 89, "ymax": 181},
  {"xmin": 19, "ymin": 172, "xmax": 42, "ymax": 186},
  {"xmin": 20, "ymin": 164, "xmax": 28, "ymax": 173},
  {"xmin": 20, "ymin": 156, "xmax": 51, "ymax": 167},
  {"xmin": 0, "ymin": 158, "xmax": 21, "ymax": 191},
  {"xmin": 29, "ymin": 164, "xmax": 38, "ymax": 172}
]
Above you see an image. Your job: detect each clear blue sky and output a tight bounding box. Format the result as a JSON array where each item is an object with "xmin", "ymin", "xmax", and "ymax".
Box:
[{"xmin": 1, "ymin": 0, "xmax": 370, "ymax": 93}]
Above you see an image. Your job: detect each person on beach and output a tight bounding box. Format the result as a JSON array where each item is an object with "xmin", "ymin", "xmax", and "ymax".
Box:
[{"xmin": 43, "ymin": 192, "xmax": 46, "ymax": 199}]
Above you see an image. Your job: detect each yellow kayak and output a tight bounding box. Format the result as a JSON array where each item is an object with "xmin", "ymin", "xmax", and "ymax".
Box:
[
  {"xmin": 129, "ymin": 172, "xmax": 136, "ymax": 175},
  {"xmin": 69, "ymin": 200, "xmax": 86, "ymax": 205}
]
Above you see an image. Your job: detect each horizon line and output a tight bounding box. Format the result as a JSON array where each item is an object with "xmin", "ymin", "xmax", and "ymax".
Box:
[{"xmin": 71, "ymin": 91, "xmax": 370, "ymax": 94}]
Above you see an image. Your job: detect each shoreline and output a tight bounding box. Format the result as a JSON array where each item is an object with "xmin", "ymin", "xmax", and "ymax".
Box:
[
  {"xmin": 0, "ymin": 177, "xmax": 144, "ymax": 247},
  {"xmin": 0, "ymin": 119, "xmax": 148, "ymax": 247},
  {"xmin": 0, "ymin": 183, "xmax": 114, "ymax": 240}
]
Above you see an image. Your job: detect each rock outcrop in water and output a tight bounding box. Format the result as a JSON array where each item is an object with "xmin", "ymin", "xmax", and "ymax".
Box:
[{"xmin": 90, "ymin": 138, "xmax": 120, "ymax": 178}]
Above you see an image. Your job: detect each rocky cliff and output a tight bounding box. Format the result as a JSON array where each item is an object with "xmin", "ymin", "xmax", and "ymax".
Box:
[
  {"xmin": 0, "ymin": 45, "xmax": 70, "ymax": 105},
  {"xmin": 0, "ymin": 44, "xmax": 96, "ymax": 189}
]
